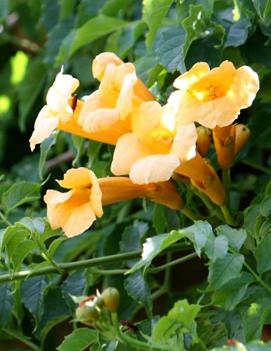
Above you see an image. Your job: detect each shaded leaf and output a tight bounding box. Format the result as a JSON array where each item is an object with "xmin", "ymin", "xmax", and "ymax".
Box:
[{"xmin": 57, "ymin": 328, "xmax": 98, "ymax": 351}]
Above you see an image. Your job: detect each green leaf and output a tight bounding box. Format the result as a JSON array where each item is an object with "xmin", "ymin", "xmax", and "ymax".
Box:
[
  {"xmin": 59, "ymin": 0, "xmax": 76, "ymax": 19},
  {"xmin": 153, "ymin": 204, "xmax": 167, "ymax": 233},
  {"xmin": 21, "ymin": 276, "xmax": 48, "ymax": 325},
  {"xmin": 255, "ymin": 235, "xmax": 271, "ymax": 274},
  {"xmin": 18, "ymin": 59, "xmax": 47, "ymax": 131},
  {"xmin": 37, "ymin": 287, "xmax": 70, "ymax": 342},
  {"xmin": 2, "ymin": 224, "xmax": 36, "ymax": 270},
  {"xmin": 225, "ymin": 17, "xmax": 251, "ymax": 48},
  {"xmin": 124, "ymin": 271, "xmax": 152, "ymax": 317},
  {"xmin": 154, "ymin": 25, "xmax": 187, "ymax": 73},
  {"xmin": 70, "ymin": 15, "xmax": 127, "ymax": 55},
  {"xmin": 208, "ymin": 253, "xmax": 244, "ymax": 289},
  {"xmin": 0, "ymin": 282, "xmax": 13, "ymax": 326},
  {"xmin": 143, "ymin": 0, "xmax": 174, "ymax": 48},
  {"xmin": 57, "ymin": 328, "xmax": 98, "ymax": 351},
  {"xmin": 252, "ymin": 0, "xmax": 271, "ymax": 25},
  {"xmin": 128, "ymin": 229, "xmax": 186, "ymax": 274},
  {"xmin": 62, "ymin": 270, "xmax": 86, "ymax": 297},
  {"xmin": 2, "ymin": 181, "xmax": 40, "ymax": 214},
  {"xmin": 243, "ymin": 299, "xmax": 271, "ymax": 341},
  {"xmin": 216, "ymin": 225, "xmax": 247, "ymax": 251},
  {"xmin": 75, "ymin": 0, "xmax": 107, "ymax": 27},
  {"xmin": 152, "ymin": 299, "xmax": 200, "ymax": 350},
  {"xmin": 212, "ymin": 272, "xmax": 255, "ymax": 311},
  {"xmin": 205, "ymin": 235, "xmax": 228, "ymax": 262}
]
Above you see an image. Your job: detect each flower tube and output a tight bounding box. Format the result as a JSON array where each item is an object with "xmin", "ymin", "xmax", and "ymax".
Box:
[{"xmin": 44, "ymin": 168, "xmax": 183, "ymax": 237}]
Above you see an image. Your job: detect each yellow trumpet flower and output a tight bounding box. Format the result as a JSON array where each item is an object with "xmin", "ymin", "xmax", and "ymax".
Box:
[
  {"xmin": 167, "ymin": 60, "xmax": 259, "ymax": 129},
  {"xmin": 77, "ymin": 52, "xmax": 154, "ymax": 134},
  {"xmin": 29, "ymin": 70, "xmax": 79, "ymax": 151},
  {"xmin": 111, "ymin": 101, "xmax": 197, "ymax": 184},
  {"xmin": 44, "ymin": 168, "xmax": 182, "ymax": 237}
]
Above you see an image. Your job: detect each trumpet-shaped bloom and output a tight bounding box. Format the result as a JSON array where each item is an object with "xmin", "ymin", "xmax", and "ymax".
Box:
[
  {"xmin": 44, "ymin": 168, "xmax": 103, "ymax": 237},
  {"xmin": 30, "ymin": 71, "xmax": 79, "ymax": 151},
  {"xmin": 44, "ymin": 168, "xmax": 183, "ymax": 237},
  {"xmin": 111, "ymin": 101, "xmax": 197, "ymax": 184},
  {"xmin": 78, "ymin": 53, "xmax": 154, "ymax": 134},
  {"xmin": 168, "ymin": 61, "xmax": 259, "ymax": 129}
]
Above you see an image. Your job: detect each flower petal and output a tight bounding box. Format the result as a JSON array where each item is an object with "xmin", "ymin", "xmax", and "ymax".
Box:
[
  {"xmin": 111, "ymin": 133, "xmax": 152, "ymax": 176},
  {"xmin": 57, "ymin": 167, "xmax": 93, "ymax": 189},
  {"xmin": 130, "ymin": 154, "xmax": 180, "ymax": 184},
  {"xmin": 171, "ymin": 123, "xmax": 197, "ymax": 162},
  {"xmin": 173, "ymin": 62, "xmax": 210, "ymax": 89},
  {"xmin": 29, "ymin": 106, "xmax": 59, "ymax": 151},
  {"xmin": 92, "ymin": 52, "xmax": 123, "ymax": 81}
]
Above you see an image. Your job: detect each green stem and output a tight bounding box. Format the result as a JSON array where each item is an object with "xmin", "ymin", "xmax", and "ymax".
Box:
[
  {"xmin": 181, "ymin": 207, "xmax": 199, "ymax": 221},
  {"xmin": 36, "ymin": 240, "xmax": 64, "ymax": 274},
  {"xmin": 220, "ymin": 205, "xmax": 235, "ymax": 226},
  {"xmin": 3, "ymin": 328, "xmax": 41, "ymax": 351},
  {"xmin": 222, "ymin": 168, "xmax": 231, "ymax": 205},
  {"xmin": 243, "ymin": 261, "xmax": 271, "ymax": 295},
  {"xmin": 192, "ymin": 186, "xmax": 224, "ymax": 221},
  {"xmin": 149, "ymin": 252, "xmax": 197, "ymax": 273},
  {"xmin": 0, "ymin": 245, "xmax": 194, "ymax": 283},
  {"xmin": 241, "ymin": 160, "xmax": 271, "ymax": 175},
  {"xmin": 0, "ymin": 211, "xmax": 11, "ymax": 226},
  {"xmin": 0, "ymin": 251, "xmax": 141, "ymax": 283}
]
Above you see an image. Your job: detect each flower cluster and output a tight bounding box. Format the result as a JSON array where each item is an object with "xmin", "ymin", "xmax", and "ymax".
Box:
[{"xmin": 30, "ymin": 53, "xmax": 259, "ymax": 237}]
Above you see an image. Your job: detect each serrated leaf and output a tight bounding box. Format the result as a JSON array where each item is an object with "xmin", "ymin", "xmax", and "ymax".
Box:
[
  {"xmin": 152, "ymin": 299, "xmax": 200, "ymax": 351},
  {"xmin": 208, "ymin": 253, "xmax": 244, "ymax": 289},
  {"xmin": 21, "ymin": 276, "xmax": 48, "ymax": 325},
  {"xmin": 57, "ymin": 328, "xmax": 98, "ymax": 351},
  {"xmin": 18, "ymin": 59, "xmax": 47, "ymax": 131},
  {"xmin": 0, "ymin": 282, "xmax": 13, "ymax": 326},
  {"xmin": 212, "ymin": 272, "xmax": 255, "ymax": 311},
  {"xmin": 2, "ymin": 224, "xmax": 36, "ymax": 270},
  {"xmin": 143, "ymin": 0, "xmax": 174, "ymax": 48},
  {"xmin": 37, "ymin": 287, "xmax": 70, "ymax": 342},
  {"xmin": 255, "ymin": 235, "xmax": 271, "ymax": 274},
  {"xmin": 125, "ymin": 271, "xmax": 152, "ymax": 317},
  {"xmin": 2, "ymin": 181, "xmax": 40, "ymax": 214},
  {"xmin": 62, "ymin": 270, "xmax": 86, "ymax": 297},
  {"xmin": 216, "ymin": 225, "xmax": 247, "ymax": 251},
  {"xmin": 205, "ymin": 235, "xmax": 228, "ymax": 262}
]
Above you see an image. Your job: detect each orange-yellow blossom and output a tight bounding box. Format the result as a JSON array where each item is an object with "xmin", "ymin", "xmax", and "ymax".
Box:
[
  {"xmin": 29, "ymin": 70, "xmax": 132, "ymax": 149},
  {"xmin": 29, "ymin": 71, "xmax": 79, "ymax": 151},
  {"xmin": 167, "ymin": 60, "xmax": 259, "ymax": 129},
  {"xmin": 78, "ymin": 52, "xmax": 153, "ymax": 134},
  {"xmin": 111, "ymin": 101, "xmax": 198, "ymax": 184},
  {"xmin": 44, "ymin": 168, "xmax": 182, "ymax": 237},
  {"xmin": 213, "ymin": 124, "xmax": 250, "ymax": 170},
  {"xmin": 175, "ymin": 153, "xmax": 225, "ymax": 205}
]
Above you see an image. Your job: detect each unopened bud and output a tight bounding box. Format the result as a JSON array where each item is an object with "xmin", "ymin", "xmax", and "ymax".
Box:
[
  {"xmin": 234, "ymin": 124, "xmax": 250, "ymax": 155},
  {"xmin": 101, "ymin": 287, "xmax": 120, "ymax": 312},
  {"xmin": 213, "ymin": 126, "xmax": 235, "ymax": 170},
  {"xmin": 75, "ymin": 304, "xmax": 99, "ymax": 324},
  {"xmin": 196, "ymin": 126, "xmax": 211, "ymax": 156}
]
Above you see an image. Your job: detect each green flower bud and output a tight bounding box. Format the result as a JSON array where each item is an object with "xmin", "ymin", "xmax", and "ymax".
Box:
[{"xmin": 101, "ymin": 287, "xmax": 120, "ymax": 312}]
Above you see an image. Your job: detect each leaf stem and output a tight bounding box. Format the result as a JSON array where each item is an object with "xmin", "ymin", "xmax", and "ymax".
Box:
[
  {"xmin": 0, "ymin": 245, "xmax": 194, "ymax": 283},
  {"xmin": 220, "ymin": 205, "xmax": 235, "ymax": 226},
  {"xmin": 149, "ymin": 252, "xmax": 197, "ymax": 273},
  {"xmin": 243, "ymin": 261, "xmax": 271, "ymax": 295},
  {"xmin": 181, "ymin": 207, "xmax": 199, "ymax": 221},
  {"xmin": 222, "ymin": 168, "xmax": 231, "ymax": 205},
  {"xmin": 3, "ymin": 328, "xmax": 41, "ymax": 351},
  {"xmin": 0, "ymin": 211, "xmax": 11, "ymax": 226}
]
